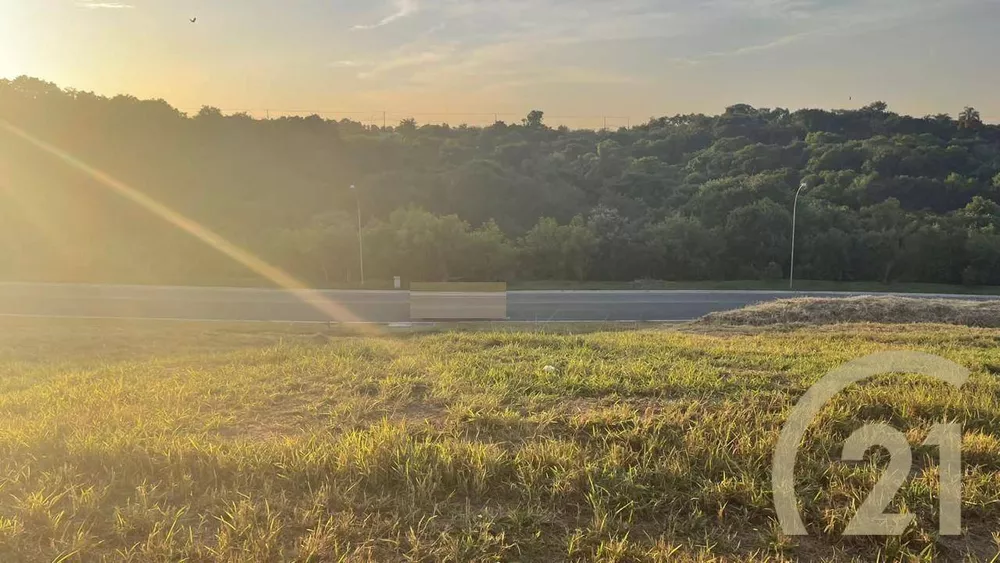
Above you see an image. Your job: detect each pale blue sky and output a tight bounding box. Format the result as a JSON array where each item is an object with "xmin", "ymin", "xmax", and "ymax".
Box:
[{"xmin": 2, "ymin": 0, "xmax": 999, "ymax": 126}]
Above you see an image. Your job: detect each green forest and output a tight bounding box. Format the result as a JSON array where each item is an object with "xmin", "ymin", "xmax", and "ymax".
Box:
[{"xmin": 2, "ymin": 76, "xmax": 1000, "ymax": 288}]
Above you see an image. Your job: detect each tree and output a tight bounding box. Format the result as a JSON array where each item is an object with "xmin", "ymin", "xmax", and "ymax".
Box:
[
  {"xmin": 397, "ymin": 118, "xmax": 417, "ymax": 137},
  {"xmin": 585, "ymin": 206, "xmax": 647, "ymax": 280},
  {"xmin": 857, "ymin": 199, "xmax": 916, "ymax": 283},
  {"xmin": 459, "ymin": 221, "xmax": 517, "ymax": 281},
  {"xmin": 958, "ymin": 107, "xmax": 983, "ymax": 131},
  {"xmin": 266, "ymin": 212, "xmax": 359, "ymax": 285},
  {"xmin": 519, "ymin": 217, "xmax": 597, "ymax": 280},
  {"xmin": 862, "ymin": 101, "xmax": 889, "ymax": 114},
  {"xmin": 363, "ymin": 208, "xmax": 473, "ymax": 282},
  {"xmin": 196, "ymin": 106, "xmax": 223, "ymax": 119},
  {"xmin": 522, "ymin": 110, "xmax": 545, "ymax": 129},
  {"xmin": 960, "ymin": 196, "xmax": 1000, "ymax": 232},
  {"xmin": 7, "ymin": 76, "xmax": 1000, "ymax": 288},
  {"xmin": 723, "ymin": 199, "xmax": 791, "ymax": 279},
  {"xmin": 642, "ymin": 216, "xmax": 722, "ymax": 280},
  {"xmin": 963, "ymin": 231, "xmax": 1000, "ymax": 285}
]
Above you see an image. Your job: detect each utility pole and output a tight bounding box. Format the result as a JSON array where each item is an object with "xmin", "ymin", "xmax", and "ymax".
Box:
[
  {"xmin": 789, "ymin": 181, "xmax": 808, "ymax": 290},
  {"xmin": 349, "ymin": 185, "xmax": 365, "ymax": 285}
]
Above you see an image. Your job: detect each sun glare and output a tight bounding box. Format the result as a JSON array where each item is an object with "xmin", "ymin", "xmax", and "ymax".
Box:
[
  {"xmin": 0, "ymin": 2, "xmax": 30, "ymax": 80},
  {"xmin": 0, "ymin": 119, "xmax": 375, "ymax": 330},
  {"xmin": 0, "ymin": 47, "xmax": 14, "ymax": 78},
  {"xmin": 0, "ymin": 42, "xmax": 19, "ymax": 80}
]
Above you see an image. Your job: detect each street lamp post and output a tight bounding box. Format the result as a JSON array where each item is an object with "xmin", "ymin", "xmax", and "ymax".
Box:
[
  {"xmin": 789, "ymin": 181, "xmax": 807, "ymax": 290},
  {"xmin": 349, "ymin": 185, "xmax": 365, "ymax": 286}
]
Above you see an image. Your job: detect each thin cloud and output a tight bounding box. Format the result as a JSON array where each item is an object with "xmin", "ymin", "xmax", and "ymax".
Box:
[
  {"xmin": 682, "ymin": 30, "xmax": 817, "ymax": 64},
  {"xmin": 677, "ymin": 0, "xmax": 983, "ymax": 64},
  {"xmin": 357, "ymin": 47, "xmax": 455, "ymax": 79},
  {"xmin": 344, "ymin": 0, "xmax": 984, "ymax": 92},
  {"xmin": 476, "ymin": 66, "xmax": 642, "ymax": 93},
  {"xmin": 331, "ymin": 61, "xmax": 361, "ymax": 68},
  {"xmin": 76, "ymin": 1, "xmax": 134, "ymax": 8},
  {"xmin": 352, "ymin": 0, "xmax": 418, "ymax": 30}
]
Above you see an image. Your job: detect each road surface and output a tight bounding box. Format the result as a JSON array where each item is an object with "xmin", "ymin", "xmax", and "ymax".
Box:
[{"xmin": 1, "ymin": 282, "xmax": 998, "ymax": 323}]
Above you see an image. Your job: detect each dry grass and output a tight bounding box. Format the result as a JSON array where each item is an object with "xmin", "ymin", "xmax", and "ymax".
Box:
[
  {"xmin": 699, "ymin": 296, "xmax": 1000, "ymax": 328},
  {"xmin": 0, "ymin": 317, "xmax": 998, "ymax": 561}
]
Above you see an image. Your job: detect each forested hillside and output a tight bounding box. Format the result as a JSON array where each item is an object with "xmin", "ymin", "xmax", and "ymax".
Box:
[{"xmin": 2, "ymin": 76, "xmax": 1000, "ymax": 287}]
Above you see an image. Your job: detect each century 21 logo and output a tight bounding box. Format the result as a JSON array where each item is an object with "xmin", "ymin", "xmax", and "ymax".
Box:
[{"xmin": 772, "ymin": 352, "xmax": 968, "ymax": 536}]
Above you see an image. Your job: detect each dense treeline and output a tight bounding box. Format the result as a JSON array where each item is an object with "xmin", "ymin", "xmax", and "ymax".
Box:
[{"xmin": 2, "ymin": 76, "xmax": 1000, "ymax": 287}]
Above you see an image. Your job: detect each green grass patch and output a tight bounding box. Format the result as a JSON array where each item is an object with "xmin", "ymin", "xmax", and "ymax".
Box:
[
  {"xmin": 0, "ymin": 318, "xmax": 998, "ymax": 560},
  {"xmin": 508, "ymin": 279, "xmax": 1000, "ymax": 295}
]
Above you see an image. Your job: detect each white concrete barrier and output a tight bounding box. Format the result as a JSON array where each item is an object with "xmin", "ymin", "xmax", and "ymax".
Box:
[{"xmin": 409, "ymin": 283, "xmax": 507, "ymax": 320}]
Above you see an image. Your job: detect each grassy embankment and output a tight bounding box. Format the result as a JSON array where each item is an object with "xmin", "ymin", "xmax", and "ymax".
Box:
[
  {"xmin": 38, "ymin": 277, "xmax": 1000, "ymax": 295},
  {"xmin": 507, "ymin": 279, "xmax": 1000, "ymax": 295},
  {"xmin": 0, "ymin": 317, "xmax": 998, "ymax": 561}
]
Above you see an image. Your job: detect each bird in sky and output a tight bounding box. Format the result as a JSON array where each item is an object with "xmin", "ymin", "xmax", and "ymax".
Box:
[{"xmin": 190, "ymin": 17, "xmax": 197, "ymax": 23}]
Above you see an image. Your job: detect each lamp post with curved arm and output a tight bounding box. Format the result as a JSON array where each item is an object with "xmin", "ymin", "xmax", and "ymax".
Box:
[
  {"xmin": 349, "ymin": 185, "xmax": 365, "ymax": 286},
  {"xmin": 790, "ymin": 181, "xmax": 808, "ymax": 290}
]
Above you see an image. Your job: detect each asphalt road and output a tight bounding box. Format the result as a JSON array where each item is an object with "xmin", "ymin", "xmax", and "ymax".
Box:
[{"xmin": 0, "ymin": 283, "xmax": 997, "ymax": 323}]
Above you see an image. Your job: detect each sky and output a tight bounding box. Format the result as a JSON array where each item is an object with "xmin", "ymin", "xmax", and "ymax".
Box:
[{"xmin": 2, "ymin": 0, "xmax": 1000, "ymax": 127}]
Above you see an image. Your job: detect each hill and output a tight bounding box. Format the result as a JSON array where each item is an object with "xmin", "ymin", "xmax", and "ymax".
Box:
[{"xmin": 3, "ymin": 77, "xmax": 1000, "ymax": 287}]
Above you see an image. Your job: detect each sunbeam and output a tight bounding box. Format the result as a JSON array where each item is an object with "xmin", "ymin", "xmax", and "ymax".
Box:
[{"xmin": 0, "ymin": 119, "xmax": 372, "ymax": 328}]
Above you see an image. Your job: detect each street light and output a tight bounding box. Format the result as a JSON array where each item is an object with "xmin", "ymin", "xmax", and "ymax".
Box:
[
  {"xmin": 349, "ymin": 185, "xmax": 365, "ymax": 286},
  {"xmin": 789, "ymin": 181, "xmax": 808, "ymax": 290}
]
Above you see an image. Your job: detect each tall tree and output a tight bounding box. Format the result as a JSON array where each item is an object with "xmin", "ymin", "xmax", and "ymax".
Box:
[{"xmin": 958, "ymin": 106, "xmax": 983, "ymax": 131}]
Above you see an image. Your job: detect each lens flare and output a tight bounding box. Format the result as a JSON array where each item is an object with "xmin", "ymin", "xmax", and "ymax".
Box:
[{"xmin": 1, "ymin": 120, "xmax": 370, "ymax": 327}]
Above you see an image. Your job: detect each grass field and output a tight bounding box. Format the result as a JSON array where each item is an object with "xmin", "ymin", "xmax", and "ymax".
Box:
[
  {"xmin": 33, "ymin": 277, "xmax": 1000, "ymax": 296},
  {"xmin": 0, "ymin": 318, "xmax": 999, "ymax": 561},
  {"xmin": 507, "ymin": 279, "xmax": 1000, "ymax": 295},
  {"xmin": 699, "ymin": 296, "xmax": 1000, "ymax": 328}
]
